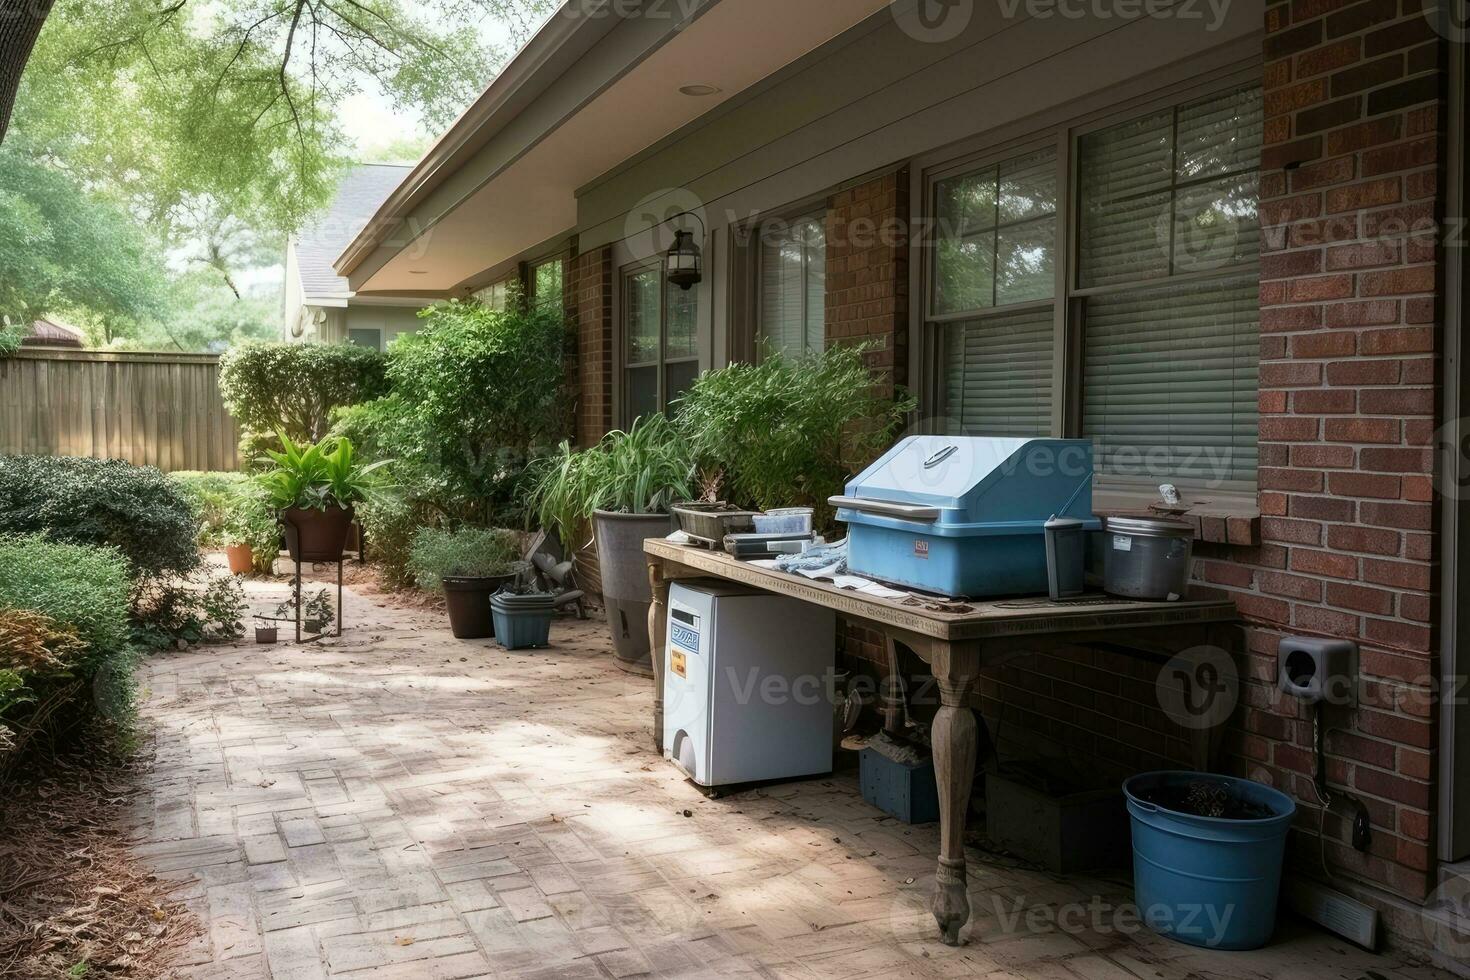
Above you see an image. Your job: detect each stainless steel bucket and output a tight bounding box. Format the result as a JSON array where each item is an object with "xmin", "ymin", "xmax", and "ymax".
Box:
[{"xmin": 1102, "ymin": 517, "xmax": 1194, "ymax": 601}]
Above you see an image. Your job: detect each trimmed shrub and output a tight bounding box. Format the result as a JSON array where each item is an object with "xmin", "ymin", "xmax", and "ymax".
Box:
[
  {"xmin": 407, "ymin": 527, "xmax": 523, "ymax": 593},
  {"xmin": 0, "ymin": 534, "xmax": 135, "ymax": 757},
  {"xmin": 219, "ymin": 342, "xmax": 390, "ymax": 447},
  {"xmin": 0, "ymin": 455, "xmax": 200, "ymax": 580},
  {"xmin": 0, "ymin": 535, "xmax": 131, "ymax": 660}
]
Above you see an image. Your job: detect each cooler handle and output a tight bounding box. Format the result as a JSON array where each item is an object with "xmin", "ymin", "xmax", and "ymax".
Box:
[{"xmin": 828, "ymin": 496, "xmax": 941, "ymax": 522}]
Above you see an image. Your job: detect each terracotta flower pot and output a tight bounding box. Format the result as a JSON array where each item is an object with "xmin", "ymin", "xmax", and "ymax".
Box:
[
  {"xmin": 225, "ymin": 543, "xmax": 254, "ymax": 576},
  {"xmin": 282, "ymin": 505, "xmax": 354, "ymax": 562}
]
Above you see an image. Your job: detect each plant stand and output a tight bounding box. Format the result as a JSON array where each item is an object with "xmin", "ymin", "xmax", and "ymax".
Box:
[{"xmin": 291, "ymin": 556, "xmax": 343, "ymax": 644}]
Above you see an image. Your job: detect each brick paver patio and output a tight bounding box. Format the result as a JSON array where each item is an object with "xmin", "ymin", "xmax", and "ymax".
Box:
[{"xmin": 130, "ymin": 578, "xmax": 1451, "ymax": 979}]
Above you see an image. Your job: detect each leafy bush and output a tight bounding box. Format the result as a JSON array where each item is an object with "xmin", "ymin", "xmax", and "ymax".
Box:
[
  {"xmin": 170, "ymin": 471, "xmax": 250, "ymax": 547},
  {"xmin": 0, "ymin": 456, "xmax": 200, "ymax": 580},
  {"xmin": 408, "ymin": 526, "xmax": 524, "ymax": 592},
  {"xmin": 130, "ymin": 573, "xmax": 249, "ymax": 650},
  {"xmin": 330, "ymin": 397, "xmax": 435, "ymax": 585},
  {"xmin": 529, "ymin": 414, "xmax": 694, "ymax": 543},
  {"xmin": 677, "ymin": 345, "xmax": 915, "ymax": 530},
  {"xmin": 219, "ymin": 342, "xmax": 390, "ymax": 444},
  {"xmin": 0, "ymin": 536, "xmax": 132, "ymax": 661},
  {"xmin": 386, "ymin": 300, "xmax": 572, "ymax": 525},
  {"xmin": 0, "ymin": 321, "xmax": 24, "ymax": 358}
]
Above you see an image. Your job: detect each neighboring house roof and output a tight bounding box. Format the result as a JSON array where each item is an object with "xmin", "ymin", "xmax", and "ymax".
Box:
[
  {"xmin": 294, "ymin": 164, "xmax": 413, "ymax": 304},
  {"xmin": 21, "ymin": 318, "xmax": 85, "ymax": 348}
]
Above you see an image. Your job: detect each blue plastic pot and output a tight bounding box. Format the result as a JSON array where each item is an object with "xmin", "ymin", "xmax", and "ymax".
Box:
[
  {"xmin": 491, "ymin": 595, "xmax": 554, "ymax": 650},
  {"xmin": 1123, "ymin": 771, "xmax": 1296, "ymax": 950}
]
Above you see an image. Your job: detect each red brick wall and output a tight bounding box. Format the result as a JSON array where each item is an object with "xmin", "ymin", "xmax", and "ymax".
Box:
[
  {"xmin": 569, "ymin": 246, "xmax": 614, "ymax": 447},
  {"xmin": 1203, "ymin": 0, "xmax": 1446, "ymax": 902},
  {"xmin": 826, "ymin": 169, "xmax": 912, "ymax": 675},
  {"xmin": 825, "ymin": 168, "xmax": 910, "ymax": 397}
]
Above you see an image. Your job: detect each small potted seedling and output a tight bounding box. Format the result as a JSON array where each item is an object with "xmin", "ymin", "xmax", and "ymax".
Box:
[{"xmin": 254, "ymin": 617, "xmax": 278, "ymax": 645}]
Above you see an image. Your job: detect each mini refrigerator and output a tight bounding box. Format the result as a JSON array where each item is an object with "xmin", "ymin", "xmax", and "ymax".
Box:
[{"xmin": 663, "ymin": 580, "xmax": 835, "ymax": 788}]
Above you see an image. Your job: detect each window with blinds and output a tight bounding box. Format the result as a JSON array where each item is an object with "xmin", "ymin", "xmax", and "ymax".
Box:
[
  {"xmin": 944, "ymin": 306, "xmax": 1053, "ymax": 437},
  {"xmin": 1083, "ymin": 275, "xmax": 1259, "ymax": 489},
  {"xmin": 759, "ymin": 214, "xmax": 825, "ymax": 358},
  {"xmin": 932, "ymin": 146, "xmax": 1057, "ymax": 434},
  {"xmin": 1078, "ymin": 85, "xmax": 1262, "ymax": 490},
  {"xmin": 623, "ymin": 264, "xmax": 699, "ymax": 425}
]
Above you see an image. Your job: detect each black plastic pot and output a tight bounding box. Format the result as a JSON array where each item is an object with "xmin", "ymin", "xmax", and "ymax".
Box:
[
  {"xmin": 282, "ymin": 505, "xmax": 355, "ymax": 562},
  {"xmin": 255, "ymin": 626, "xmax": 277, "ymax": 644},
  {"xmin": 443, "ymin": 574, "xmax": 517, "ymax": 639}
]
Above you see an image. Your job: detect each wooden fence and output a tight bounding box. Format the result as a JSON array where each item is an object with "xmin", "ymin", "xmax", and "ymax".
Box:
[{"xmin": 0, "ymin": 348, "xmax": 241, "ymax": 472}]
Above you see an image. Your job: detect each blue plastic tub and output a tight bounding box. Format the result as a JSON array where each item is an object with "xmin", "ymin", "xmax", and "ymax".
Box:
[{"xmin": 1123, "ymin": 771, "xmax": 1296, "ymax": 950}]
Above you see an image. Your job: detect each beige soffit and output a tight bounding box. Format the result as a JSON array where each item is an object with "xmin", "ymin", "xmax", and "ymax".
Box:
[{"xmin": 338, "ymin": 0, "xmax": 892, "ymax": 294}]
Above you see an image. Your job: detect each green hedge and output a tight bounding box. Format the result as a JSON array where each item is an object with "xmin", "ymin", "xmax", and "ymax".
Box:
[
  {"xmin": 219, "ymin": 342, "xmax": 391, "ymax": 447},
  {"xmin": 0, "ymin": 455, "xmax": 200, "ymax": 580},
  {"xmin": 0, "ymin": 534, "xmax": 135, "ymax": 758},
  {"xmin": 170, "ymin": 471, "xmax": 249, "ymax": 547}
]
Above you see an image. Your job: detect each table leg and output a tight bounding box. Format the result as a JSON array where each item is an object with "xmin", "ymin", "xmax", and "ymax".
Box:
[
  {"xmin": 646, "ymin": 557, "xmax": 668, "ymax": 755},
  {"xmin": 930, "ymin": 642, "xmax": 980, "ymax": 946},
  {"xmin": 882, "ymin": 635, "xmax": 905, "ymax": 736}
]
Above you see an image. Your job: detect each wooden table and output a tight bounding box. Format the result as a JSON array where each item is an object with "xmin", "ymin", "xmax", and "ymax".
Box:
[{"xmin": 644, "ymin": 539, "xmax": 1238, "ymax": 946}]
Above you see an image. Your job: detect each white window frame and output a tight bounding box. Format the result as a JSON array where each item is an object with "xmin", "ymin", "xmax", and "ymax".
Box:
[{"xmin": 756, "ymin": 209, "xmax": 828, "ymax": 360}]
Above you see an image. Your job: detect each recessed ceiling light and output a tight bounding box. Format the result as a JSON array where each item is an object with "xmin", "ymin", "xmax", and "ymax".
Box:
[
  {"xmin": 409, "ymin": 270, "xmax": 429, "ymax": 275},
  {"xmin": 679, "ymin": 84, "xmax": 721, "ymax": 97}
]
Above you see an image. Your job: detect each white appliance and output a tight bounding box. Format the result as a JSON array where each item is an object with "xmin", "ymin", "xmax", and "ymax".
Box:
[{"xmin": 664, "ymin": 580, "xmax": 836, "ymax": 788}]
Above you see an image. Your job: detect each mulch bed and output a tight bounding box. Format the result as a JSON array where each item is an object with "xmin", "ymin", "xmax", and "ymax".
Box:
[{"xmin": 0, "ymin": 739, "xmax": 198, "ymax": 979}]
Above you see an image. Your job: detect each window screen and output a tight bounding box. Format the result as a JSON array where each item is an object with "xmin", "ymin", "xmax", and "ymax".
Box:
[{"xmin": 759, "ymin": 215, "xmax": 825, "ymax": 358}]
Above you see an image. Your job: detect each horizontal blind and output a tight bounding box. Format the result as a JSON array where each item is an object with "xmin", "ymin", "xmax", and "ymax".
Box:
[
  {"xmin": 1083, "ymin": 275, "xmax": 1258, "ymax": 490},
  {"xmin": 760, "ymin": 216, "xmax": 825, "ymax": 358},
  {"xmin": 944, "ymin": 305, "xmax": 1053, "ymax": 437}
]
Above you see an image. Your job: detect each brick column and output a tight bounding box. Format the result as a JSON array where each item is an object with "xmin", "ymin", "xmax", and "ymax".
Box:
[
  {"xmin": 1236, "ymin": 0, "xmax": 1446, "ymax": 900},
  {"xmin": 569, "ymin": 246, "xmax": 613, "ymax": 447},
  {"xmin": 825, "ymin": 169, "xmax": 912, "ymax": 679},
  {"xmin": 826, "ymin": 168, "xmax": 910, "ymax": 397}
]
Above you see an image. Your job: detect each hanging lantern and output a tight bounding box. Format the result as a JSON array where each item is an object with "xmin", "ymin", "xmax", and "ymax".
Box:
[{"xmin": 665, "ymin": 229, "xmax": 702, "ymax": 291}]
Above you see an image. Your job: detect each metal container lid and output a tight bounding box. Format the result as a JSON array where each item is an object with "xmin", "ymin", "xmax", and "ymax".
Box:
[{"xmin": 1103, "ymin": 516, "xmax": 1194, "ymax": 539}]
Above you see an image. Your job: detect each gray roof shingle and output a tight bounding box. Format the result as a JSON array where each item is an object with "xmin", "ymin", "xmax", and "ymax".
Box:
[{"xmin": 293, "ymin": 164, "xmax": 412, "ymax": 302}]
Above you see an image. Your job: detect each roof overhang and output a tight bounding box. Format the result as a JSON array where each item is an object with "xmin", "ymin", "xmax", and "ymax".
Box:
[{"xmin": 336, "ymin": 0, "xmax": 892, "ymax": 295}]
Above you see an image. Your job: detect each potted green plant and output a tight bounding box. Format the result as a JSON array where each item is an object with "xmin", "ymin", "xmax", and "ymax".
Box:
[
  {"xmin": 273, "ymin": 588, "xmax": 334, "ymax": 635},
  {"xmin": 222, "ymin": 486, "xmax": 283, "ymax": 576},
  {"xmin": 254, "ymin": 617, "xmax": 277, "ymax": 644},
  {"xmin": 530, "ymin": 414, "xmax": 693, "ymax": 673},
  {"xmin": 491, "ymin": 584, "xmax": 557, "ymax": 651},
  {"xmin": 408, "ymin": 527, "xmax": 527, "ymax": 639},
  {"xmin": 256, "ymin": 431, "xmax": 390, "ymax": 562}
]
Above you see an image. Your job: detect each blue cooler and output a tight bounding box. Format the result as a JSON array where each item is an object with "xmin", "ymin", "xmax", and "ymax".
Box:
[{"xmin": 831, "ymin": 436, "xmax": 1098, "ymax": 598}]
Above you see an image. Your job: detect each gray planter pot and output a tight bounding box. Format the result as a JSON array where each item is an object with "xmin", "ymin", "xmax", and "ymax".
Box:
[{"xmin": 593, "ymin": 510, "xmax": 674, "ymax": 673}]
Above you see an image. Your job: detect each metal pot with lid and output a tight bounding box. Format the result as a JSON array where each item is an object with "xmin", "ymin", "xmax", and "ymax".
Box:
[{"xmin": 1102, "ymin": 516, "xmax": 1195, "ymax": 601}]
